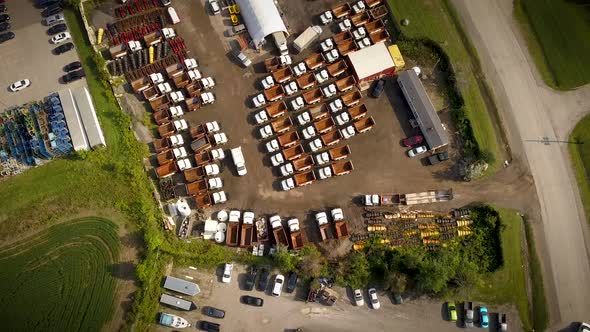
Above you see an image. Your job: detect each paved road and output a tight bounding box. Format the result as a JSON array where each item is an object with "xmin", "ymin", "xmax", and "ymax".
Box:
[{"xmin": 452, "ymin": 0, "xmax": 590, "ymax": 327}]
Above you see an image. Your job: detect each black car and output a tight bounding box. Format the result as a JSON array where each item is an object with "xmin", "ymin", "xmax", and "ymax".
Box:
[
  {"xmin": 198, "ymin": 320, "xmax": 220, "ymax": 332},
  {"xmin": 202, "ymin": 306, "xmax": 225, "ymax": 319},
  {"xmin": 0, "ymin": 21, "xmax": 9, "ymax": 32},
  {"xmin": 62, "ymin": 69, "xmax": 85, "ymax": 83},
  {"xmin": 286, "ymin": 272, "xmax": 298, "ymax": 293},
  {"xmin": 244, "ymin": 265, "xmax": 257, "ymax": 291},
  {"xmin": 47, "ymin": 23, "xmax": 67, "ymax": 35},
  {"xmin": 64, "ymin": 61, "xmax": 81, "ymax": 72},
  {"xmin": 38, "ymin": 0, "xmax": 63, "ymax": 8},
  {"xmin": 42, "ymin": 5, "xmax": 62, "ymax": 18},
  {"xmin": 54, "ymin": 42, "xmax": 74, "ymax": 54},
  {"xmin": 241, "ymin": 295, "xmax": 264, "ymax": 307},
  {"xmin": 0, "ymin": 31, "xmax": 14, "ymax": 43},
  {"xmin": 371, "ymin": 79, "xmax": 386, "ymax": 98},
  {"xmin": 257, "ymin": 268, "xmax": 270, "ymax": 291},
  {"xmin": 0, "ymin": 14, "xmax": 9, "ymax": 23},
  {"xmin": 0, "ymin": 5, "xmax": 6, "ymax": 13}
]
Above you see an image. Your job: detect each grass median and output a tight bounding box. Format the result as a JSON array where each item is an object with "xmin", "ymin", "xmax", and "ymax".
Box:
[{"xmin": 569, "ymin": 115, "xmax": 590, "ymax": 226}]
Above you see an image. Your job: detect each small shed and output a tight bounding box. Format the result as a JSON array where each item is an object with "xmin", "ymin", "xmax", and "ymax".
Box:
[
  {"xmin": 347, "ymin": 42, "xmax": 396, "ymax": 85},
  {"xmin": 235, "ymin": 0, "xmax": 288, "ymax": 49},
  {"xmin": 163, "ymin": 276, "xmax": 200, "ymax": 296},
  {"xmin": 160, "ymin": 294, "xmax": 196, "ymax": 311}
]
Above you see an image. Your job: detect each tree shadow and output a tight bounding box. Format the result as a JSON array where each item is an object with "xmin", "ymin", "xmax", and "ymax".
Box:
[{"xmin": 109, "ymin": 261, "xmax": 138, "ymax": 282}]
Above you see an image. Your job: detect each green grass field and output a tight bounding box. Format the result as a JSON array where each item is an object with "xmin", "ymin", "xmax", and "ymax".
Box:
[
  {"xmin": 515, "ymin": 0, "xmax": 590, "ymax": 89},
  {"xmin": 388, "ymin": 0, "xmax": 500, "ymax": 171},
  {"xmin": 569, "ymin": 115, "xmax": 590, "ymax": 226},
  {"xmin": 0, "ymin": 217, "xmax": 119, "ymax": 331}
]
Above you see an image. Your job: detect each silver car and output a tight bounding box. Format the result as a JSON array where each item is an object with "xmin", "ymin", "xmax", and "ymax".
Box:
[{"xmin": 233, "ymin": 50, "xmax": 252, "ymax": 67}]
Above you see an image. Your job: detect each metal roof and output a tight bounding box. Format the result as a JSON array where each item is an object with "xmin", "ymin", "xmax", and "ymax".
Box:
[
  {"xmin": 160, "ymin": 294, "xmax": 195, "ymax": 311},
  {"xmin": 235, "ymin": 0, "xmax": 288, "ymax": 48},
  {"xmin": 397, "ymin": 70, "xmax": 449, "ymax": 149},
  {"xmin": 71, "ymin": 87, "xmax": 106, "ymax": 149},
  {"xmin": 58, "ymin": 89, "xmax": 89, "ymax": 151},
  {"xmin": 163, "ymin": 276, "xmax": 200, "ymax": 296},
  {"xmin": 347, "ymin": 43, "xmax": 395, "ymax": 80}
]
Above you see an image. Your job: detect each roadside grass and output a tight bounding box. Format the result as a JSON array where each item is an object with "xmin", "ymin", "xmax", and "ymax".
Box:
[
  {"xmin": 569, "ymin": 114, "xmax": 590, "ymax": 226},
  {"xmin": 523, "ymin": 219, "xmax": 549, "ymax": 331},
  {"xmin": 470, "ymin": 208, "xmax": 531, "ymax": 331},
  {"xmin": 514, "ymin": 0, "xmax": 590, "ymax": 90},
  {"xmin": 388, "ymin": 0, "xmax": 501, "ymax": 172}
]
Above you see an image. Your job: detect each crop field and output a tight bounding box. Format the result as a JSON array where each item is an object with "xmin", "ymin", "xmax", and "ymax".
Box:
[
  {"xmin": 0, "ymin": 217, "xmax": 119, "ymax": 331},
  {"xmin": 515, "ymin": 0, "xmax": 590, "ymax": 89}
]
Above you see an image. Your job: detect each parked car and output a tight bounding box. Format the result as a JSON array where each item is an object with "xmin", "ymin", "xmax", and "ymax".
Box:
[
  {"xmin": 232, "ymin": 50, "xmax": 252, "ymax": 67},
  {"xmin": 44, "ymin": 13, "xmax": 65, "ymax": 26},
  {"xmin": 0, "ymin": 5, "xmax": 6, "ymax": 13},
  {"xmin": 10, "ymin": 79, "xmax": 31, "ymax": 92},
  {"xmin": 392, "ymin": 293, "xmax": 403, "ymax": 304},
  {"xmin": 407, "ymin": 145, "xmax": 427, "ymax": 158},
  {"xmin": 353, "ymin": 289, "xmax": 364, "ymax": 306},
  {"xmin": 63, "ymin": 61, "xmax": 82, "ymax": 72},
  {"xmin": 447, "ymin": 301, "xmax": 457, "ymax": 321},
  {"xmin": 257, "ymin": 267, "xmax": 270, "ymax": 291},
  {"xmin": 51, "ymin": 31, "xmax": 70, "ymax": 44},
  {"xmin": 62, "ymin": 69, "xmax": 85, "ymax": 83},
  {"xmin": 42, "ymin": 5, "xmax": 63, "ymax": 18},
  {"xmin": 244, "ymin": 265, "xmax": 257, "ymax": 291},
  {"xmin": 38, "ymin": 0, "xmax": 63, "ymax": 8},
  {"xmin": 54, "ymin": 42, "xmax": 73, "ymax": 54},
  {"xmin": 209, "ymin": 0, "xmax": 220, "ymax": 15},
  {"xmin": 577, "ymin": 322, "xmax": 590, "ymax": 332},
  {"xmin": 47, "ymin": 23, "xmax": 67, "ymax": 35},
  {"xmin": 371, "ymin": 79, "xmax": 385, "ymax": 98},
  {"xmin": 202, "ymin": 306, "xmax": 225, "ymax": 319},
  {"xmin": 479, "ymin": 306, "xmax": 489, "ymax": 328},
  {"xmin": 0, "ymin": 22, "xmax": 9, "ymax": 32},
  {"xmin": 198, "ymin": 320, "xmax": 220, "ymax": 332},
  {"xmin": 286, "ymin": 272, "xmax": 298, "ymax": 293},
  {"xmin": 272, "ymin": 274, "xmax": 285, "ymax": 297},
  {"xmin": 0, "ymin": 30, "xmax": 14, "ymax": 43},
  {"xmin": 221, "ymin": 263, "xmax": 233, "ymax": 283},
  {"xmin": 498, "ymin": 313, "xmax": 507, "ymax": 331},
  {"xmin": 403, "ymin": 135, "xmax": 424, "ymax": 147},
  {"xmin": 241, "ymin": 295, "xmax": 264, "ymax": 307},
  {"xmin": 0, "ymin": 14, "xmax": 10, "ymax": 23},
  {"xmin": 368, "ymin": 288, "xmax": 380, "ymax": 309},
  {"xmin": 464, "ymin": 301, "xmax": 474, "ymax": 327}
]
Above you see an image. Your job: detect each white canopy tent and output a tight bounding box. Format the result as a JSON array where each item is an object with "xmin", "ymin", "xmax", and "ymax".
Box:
[{"xmin": 235, "ymin": 0, "xmax": 288, "ymax": 48}]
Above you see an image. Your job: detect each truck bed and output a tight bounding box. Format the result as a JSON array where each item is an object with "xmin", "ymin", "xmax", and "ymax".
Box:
[
  {"xmin": 190, "ymin": 124, "xmax": 207, "ymax": 139},
  {"xmin": 341, "ymin": 90, "xmax": 362, "ymax": 107},
  {"xmin": 294, "ymin": 170, "xmax": 316, "ymax": 186},
  {"xmin": 331, "ymin": 160, "xmax": 354, "ymax": 176},
  {"xmin": 369, "ymin": 29, "xmax": 389, "ymax": 44},
  {"xmin": 195, "ymin": 193, "xmax": 213, "ymax": 209},
  {"xmin": 353, "ymin": 116, "xmax": 375, "ymax": 134},
  {"xmin": 263, "ymin": 85, "xmax": 285, "ymax": 102},
  {"xmin": 226, "ymin": 222, "xmax": 239, "ymax": 246},
  {"xmin": 369, "ymin": 5, "xmax": 388, "ymax": 20},
  {"xmin": 320, "ymin": 130, "xmax": 343, "ymax": 147},
  {"xmin": 183, "ymin": 167, "xmax": 203, "ymax": 183},
  {"xmin": 318, "ymin": 223, "xmax": 332, "ymax": 241},
  {"xmin": 337, "ymin": 40, "xmax": 358, "ymax": 56},
  {"xmin": 351, "ymin": 11, "xmax": 370, "ymax": 27},
  {"xmin": 156, "ymin": 161, "xmax": 178, "ymax": 178},
  {"xmin": 327, "ymin": 60, "xmax": 348, "ymax": 77},
  {"xmin": 185, "ymin": 179, "xmax": 208, "ymax": 196},
  {"xmin": 185, "ymin": 81, "xmax": 203, "ymax": 97},
  {"xmin": 296, "ymin": 72, "xmax": 317, "ymax": 90},
  {"xmin": 271, "ymin": 67, "xmax": 293, "ymax": 84},
  {"xmin": 194, "ymin": 150, "xmax": 212, "ymax": 166},
  {"xmin": 149, "ymin": 94, "xmax": 171, "ymax": 112},
  {"xmin": 131, "ymin": 77, "xmax": 150, "ymax": 93},
  {"xmin": 333, "ymin": 31, "xmax": 353, "ymax": 45},
  {"xmin": 240, "ymin": 224, "xmax": 253, "ymax": 248},
  {"xmin": 152, "ymin": 109, "xmax": 171, "ymax": 125},
  {"xmin": 309, "ymin": 103, "xmax": 330, "ymax": 120},
  {"xmin": 364, "ymin": 19, "xmax": 385, "ymax": 34},
  {"xmin": 304, "ymin": 53, "xmax": 325, "ymax": 70},
  {"xmin": 303, "ymin": 88, "xmax": 323, "ymax": 104},
  {"xmin": 173, "ymin": 72, "xmax": 190, "ymax": 89},
  {"xmin": 273, "ymin": 226, "xmax": 289, "ymax": 247},
  {"xmin": 292, "ymin": 154, "xmax": 314, "ymax": 171},
  {"xmin": 335, "ymin": 75, "xmax": 356, "ymax": 92},
  {"xmin": 190, "ymin": 135, "xmax": 212, "ymax": 153},
  {"xmin": 156, "ymin": 149, "xmax": 174, "ymax": 165},
  {"xmin": 328, "ymin": 144, "xmax": 351, "ymax": 161},
  {"xmin": 157, "ymin": 122, "xmax": 176, "ymax": 138},
  {"xmin": 166, "ymin": 63, "xmax": 184, "ymax": 79},
  {"xmin": 290, "ymin": 231, "xmax": 304, "ymax": 249},
  {"xmin": 153, "ymin": 137, "xmax": 171, "ymax": 153},
  {"xmin": 334, "ymin": 221, "xmax": 349, "ymax": 238},
  {"xmin": 283, "ymin": 144, "xmax": 305, "ymax": 161},
  {"xmin": 347, "ymin": 104, "xmax": 368, "ymax": 120},
  {"xmin": 278, "ymin": 131, "xmax": 300, "ymax": 148},
  {"xmin": 332, "ymin": 2, "xmax": 352, "ymax": 18},
  {"xmin": 142, "ymin": 86, "xmax": 159, "ymax": 101},
  {"xmin": 185, "ymin": 97, "xmax": 202, "ymax": 112},
  {"xmin": 313, "ymin": 117, "xmax": 335, "ymax": 134},
  {"xmin": 266, "ymin": 101, "xmax": 288, "ymax": 118}
]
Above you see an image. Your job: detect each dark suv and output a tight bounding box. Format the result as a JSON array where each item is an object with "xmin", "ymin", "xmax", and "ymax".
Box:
[
  {"xmin": 244, "ymin": 265, "xmax": 257, "ymax": 291},
  {"xmin": 0, "ymin": 22, "xmax": 9, "ymax": 32},
  {"xmin": 47, "ymin": 23, "xmax": 67, "ymax": 35},
  {"xmin": 0, "ymin": 14, "xmax": 10, "ymax": 23},
  {"xmin": 54, "ymin": 42, "xmax": 73, "ymax": 54},
  {"xmin": 62, "ymin": 69, "xmax": 85, "ymax": 83},
  {"xmin": 286, "ymin": 272, "xmax": 298, "ymax": 293},
  {"xmin": 63, "ymin": 61, "xmax": 82, "ymax": 72},
  {"xmin": 0, "ymin": 31, "xmax": 14, "ymax": 43}
]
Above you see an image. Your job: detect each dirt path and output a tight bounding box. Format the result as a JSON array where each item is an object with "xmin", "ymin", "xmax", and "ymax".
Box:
[{"xmin": 451, "ymin": 0, "xmax": 590, "ymax": 327}]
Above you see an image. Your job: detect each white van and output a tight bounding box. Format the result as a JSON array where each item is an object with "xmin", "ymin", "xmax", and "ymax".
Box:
[
  {"xmin": 272, "ymin": 274, "xmax": 285, "ymax": 297},
  {"xmin": 231, "ymin": 147, "xmax": 247, "ymax": 176}
]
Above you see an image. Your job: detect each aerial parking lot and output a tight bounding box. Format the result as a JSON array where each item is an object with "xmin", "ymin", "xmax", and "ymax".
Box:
[{"xmin": 0, "ymin": 0, "xmax": 86, "ymax": 108}]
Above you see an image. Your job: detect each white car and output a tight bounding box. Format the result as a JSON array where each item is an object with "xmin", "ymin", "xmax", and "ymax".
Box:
[
  {"xmin": 368, "ymin": 288, "xmax": 380, "ymax": 309},
  {"xmin": 291, "ymin": 96, "xmax": 305, "ymax": 111},
  {"xmin": 252, "ymin": 94, "xmax": 267, "ymax": 108},
  {"xmin": 177, "ymin": 158, "xmax": 192, "ymax": 171},
  {"xmin": 315, "ymin": 69, "xmax": 329, "ymax": 84},
  {"xmin": 272, "ymin": 274, "xmax": 285, "ymax": 297},
  {"xmin": 212, "ymin": 191, "xmax": 227, "ymax": 204},
  {"xmin": 261, "ymin": 75, "xmax": 275, "ymax": 90},
  {"xmin": 222, "ymin": 263, "xmax": 233, "ymax": 283},
  {"xmin": 354, "ymin": 289, "xmax": 364, "ymax": 306},
  {"xmin": 280, "ymin": 162, "xmax": 294, "ymax": 176},
  {"xmin": 254, "ymin": 110, "xmax": 270, "ymax": 124},
  {"xmin": 335, "ymin": 111, "xmax": 351, "ymax": 126},
  {"xmin": 353, "ymin": 27, "xmax": 367, "ymax": 40},
  {"xmin": 324, "ymin": 49, "xmax": 339, "ymax": 63},
  {"xmin": 317, "ymin": 166, "xmax": 332, "ymax": 179},
  {"xmin": 270, "ymin": 152, "xmax": 285, "ymax": 167},
  {"xmin": 206, "ymin": 121, "xmax": 221, "ymax": 133},
  {"xmin": 319, "ymin": 10, "xmax": 333, "ymax": 25},
  {"xmin": 212, "ymin": 132, "xmax": 228, "ymax": 145},
  {"xmin": 322, "ymin": 84, "xmax": 337, "ymax": 98},
  {"xmin": 357, "ymin": 37, "xmax": 371, "ymax": 49},
  {"xmin": 281, "ymin": 178, "xmax": 295, "ymax": 191},
  {"xmin": 308, "ymin": 138, "xmax": 323, "ymax": 152},
  {"xmin": 205, "ymin": 164, "xmax": 220, "ymax": 176},
  {"xmin": 338, "ymin": 19, "xmax": 352, "ymax": 32},
  {"xmin": 320, "ymin": 38, "xmax": 334, "ymax": 53},
  {"xmin": 340, "ymin": 126, "xmax": 356, "ymax": 139},
  {"xmin": 292, "ymin": 62, "xmax": 307, "ymax": 77},
  {"xmin": 51, "ymin": 32, "xmax": 71, "ymax": 44},
  {"xmin": 209, "ymin": 0, "xmax": 221, "ymax": 15},
  {"xmin": 10, "ymin": 79, "xmax": 31, "ymax": 92},
  {"xmin": 266, "ymin": 139, "xmax": 280, "ymax": 153},
  {"xmin": 301, "ymin": 125, "xmax": 317, "ymax": 139},
  {"xmin": 331, "ymin": 208, "xmax": 344, "ymax": 221},
  {"xmin": 328, "ymin": 99, "xmax": 344, "ymax": 113},
  {"xmin": 259, "ymin": 125, "xmax": 273, "ymax": 139},
  {"xmin": 296, "ymin": 111, "xmax": 312, "ymax": 126},
  {"xmin": 352, "ymin": 0, "xmax": 366, "ymax": 14},
  {"xmin": 315, "ymin": 152, "xmax": 330, "ymax": 165},
  {"xmin": 284, "ymin": 81, "xmax": 298, "ymax": 96},
  {"xmin": 407, "ymin": 145, "xmax": 427, "ymax": 157}
]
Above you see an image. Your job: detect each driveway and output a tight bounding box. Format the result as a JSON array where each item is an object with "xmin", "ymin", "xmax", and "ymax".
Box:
[{"xmin": 451, "ymin": 0, "xmax": 590, "ymax": 327}]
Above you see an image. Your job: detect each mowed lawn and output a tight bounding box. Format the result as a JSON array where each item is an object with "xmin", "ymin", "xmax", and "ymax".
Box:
[
  {"xmin": 0, "ymin": 218, "xmax": 119, "ymax": 331},
  {"xmin": 388, "ymin": 0, "xmax": 500, "ymax": 169},
  {"xmin": 569, "ymin": 114, "xmax": 590, "ymax": 226},
  {"xmin": 516, "ymin": 0, "xmax": 590, "ymax": 89}
]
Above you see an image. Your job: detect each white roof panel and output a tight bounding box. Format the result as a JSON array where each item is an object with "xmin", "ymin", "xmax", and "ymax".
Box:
[
  {"xmin": 235, "ymin": 0, "xmax": 288, "ymax": 47},
  {"xmin": 347, "ymin": 43, "xmax": 395, "ymax": 80}
]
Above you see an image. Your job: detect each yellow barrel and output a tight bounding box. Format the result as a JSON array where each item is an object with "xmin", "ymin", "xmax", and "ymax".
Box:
[
  {"xmin": 367, "ymin": 225, "xmax": 386, "ymax": 232},
  {"xmin": 149, "ymin": 46, "xmax": 154, "ymax": 64},
  {"xmin": 97, "ymin": 28, "xmax": 104, "ymax": 44}
]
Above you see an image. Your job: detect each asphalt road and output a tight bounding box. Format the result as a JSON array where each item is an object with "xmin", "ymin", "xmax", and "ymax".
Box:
[{"xmin": 452, "ymin": 0, "xmax": 590, "ymax": 327}]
